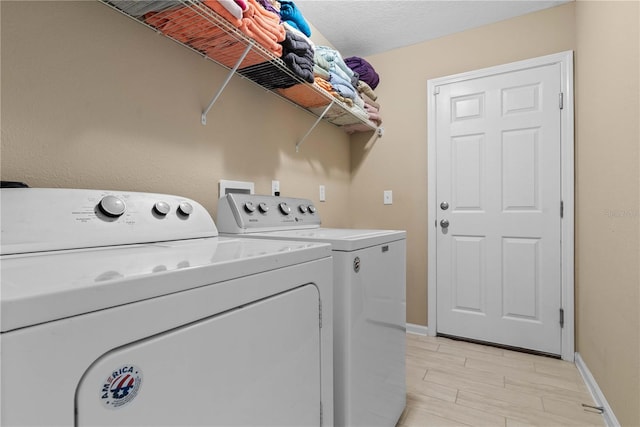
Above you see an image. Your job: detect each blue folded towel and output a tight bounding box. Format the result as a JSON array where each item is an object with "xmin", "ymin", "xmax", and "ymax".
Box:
[
  {"xmin": 329, "ymin": 72, "xmax": 357, "ymax": 100},
  {"xmin": 278, "ymin": 0, "xmax": 311, "ymax": 37}
]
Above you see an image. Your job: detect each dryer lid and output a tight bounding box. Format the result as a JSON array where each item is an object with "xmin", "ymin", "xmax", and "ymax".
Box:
[{"xmin": 0, "ymin": 237, "xmax": 331, "ymax": 332}]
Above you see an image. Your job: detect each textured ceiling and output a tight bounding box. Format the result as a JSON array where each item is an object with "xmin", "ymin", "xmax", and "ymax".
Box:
[{"xmin": 296, "ymin": 0, "xmax": 570, "ymax": 57}]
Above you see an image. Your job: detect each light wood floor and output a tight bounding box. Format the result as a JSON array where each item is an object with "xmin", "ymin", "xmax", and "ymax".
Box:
[{"xmin": 398, "ymin": 333, "xmax": 605, "ymax": 427}]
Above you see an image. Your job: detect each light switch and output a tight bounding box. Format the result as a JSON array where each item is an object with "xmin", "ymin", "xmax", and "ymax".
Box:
[
  {"xmin": 272, "ymin": 180, "xmax": 280, "ymax": 196},
  {"xmin": 319, "ymin": 185, "xmax": 326, "ymax": 202},
  {"xmin": 384, "ymin": 190, "xmax": 393, "ymax": 205}
]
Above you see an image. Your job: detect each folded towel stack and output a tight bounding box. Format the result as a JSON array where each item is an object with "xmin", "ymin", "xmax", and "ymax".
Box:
[
  {"xmin": 278, "ymin": 0, "xmax": 311, "ymax": 36},
  {"xmin": 202, "ymin": 0, "xmax": 286, "ymax": 56},
  {"xmin": 345, "ymin": 56, "xmax": 380, "ymax": 90},
  {"xmin": 145, "ymin": 5, "xmax": 265, "ymax": 69},
  {"xmin": 314, "ymin": 46, "xmax": 358, "ymax": 88},
  {"xmin": 280, "ymin": 30, "xmax": 314, "ymax": 83}
]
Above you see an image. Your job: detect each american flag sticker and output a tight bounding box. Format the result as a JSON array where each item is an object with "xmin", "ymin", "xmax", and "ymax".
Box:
[{"xmin": 100, "ymin": 364, "xmax": 143, "ymax": 409}]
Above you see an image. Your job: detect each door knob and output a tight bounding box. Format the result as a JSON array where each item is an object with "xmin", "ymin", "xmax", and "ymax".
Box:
[
  {"xmin": 440, "ymin": 201, "xmax": 449, "ymax": 210},
  {"xmin": 440, "ymin": 219, "xmax": 450, "ymax": 228}
]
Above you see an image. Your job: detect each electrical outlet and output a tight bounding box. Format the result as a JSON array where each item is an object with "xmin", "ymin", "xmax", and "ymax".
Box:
[
  {"xmin": 319, "ymin": 185, "xmax": 326, "ymax": 202},
  {"xmin": 384, "ymin": 190, "xmax": 393, "ymax": 205},
  {"xmin": 272, "ymin": 180, "xmax": 280, "ymax": 196}
]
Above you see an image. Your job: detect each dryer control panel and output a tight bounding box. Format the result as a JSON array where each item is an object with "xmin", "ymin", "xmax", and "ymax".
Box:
[
  {"xmin": 0, "ymin": 188, "xmax": 217, "ymax": 255},
  {"xmin": 217, "ymin": 194, "xmax": 321, "ymax": 233}
]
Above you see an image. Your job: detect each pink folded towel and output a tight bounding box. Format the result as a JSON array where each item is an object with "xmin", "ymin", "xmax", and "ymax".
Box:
[{"xmin": 234, "ymin": 0, "xmax": 249, "ymax": 11}]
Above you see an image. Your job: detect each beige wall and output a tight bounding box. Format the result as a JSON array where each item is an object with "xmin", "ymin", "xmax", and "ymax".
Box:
[
  {"xmin": 351, "ymin": 3, "xmax": 577, "ymax": 326},
  {"xmin": 0, "ymin": 1, "xmax": 352, "ymax": 226},
  {"xmin": 575, "ymin": 1, "xmax": 639, "ymax": 425}
]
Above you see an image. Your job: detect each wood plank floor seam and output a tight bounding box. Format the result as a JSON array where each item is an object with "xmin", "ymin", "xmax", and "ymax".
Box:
[{"xmin": 398, "ymin": 334, "xmax": 606, "ymax": 427}]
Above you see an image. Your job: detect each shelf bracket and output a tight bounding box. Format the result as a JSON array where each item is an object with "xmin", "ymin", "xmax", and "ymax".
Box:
[
  {"xmin": 201, "ymin": 41, "xmax": 254, "ymax": 125},
  {"xmin": 295, "ymin": 100, "xmax": 335, "ymax": 153}
]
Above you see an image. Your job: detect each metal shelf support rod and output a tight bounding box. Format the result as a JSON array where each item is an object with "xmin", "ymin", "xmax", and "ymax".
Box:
[
  {"xmin": 202, "ymin": 41, "xmax": 254, "ymax": 125},
  {"xmin": 295, "ymin": 100, "xmax": 335, "ymax": 152}
]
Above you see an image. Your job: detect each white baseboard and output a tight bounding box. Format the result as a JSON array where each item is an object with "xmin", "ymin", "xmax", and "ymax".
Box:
[
  {"xmin": 575, "ymin": 352, "xmax": 620, "ymax": 427},
  {"xmin": 406, "ymin": 323, "xmax": 429, "ymax": 336}
]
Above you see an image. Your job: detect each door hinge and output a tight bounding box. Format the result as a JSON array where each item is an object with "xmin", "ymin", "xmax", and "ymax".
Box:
[
  {"xmin": 560, "ymin": 200, "xmax": 564, "ymax": 218},
  {"xmin": 434, "ymin": 86, "xmax": 440, "ymax": 95},
  {"xmin": 559, "ymin": 308, "xmax": 565, "ymax": 328},
  {"xmin": 559, "ymin": 92, "xmax": 564, "ymax": 110}
]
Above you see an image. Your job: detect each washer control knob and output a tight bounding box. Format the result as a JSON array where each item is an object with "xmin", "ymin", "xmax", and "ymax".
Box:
[
  {"xmin": 178, "ymin": 201, "xmax": 193, "ymax": 216},
  {"xmin": 279, "ymin": 202, "xmax": 292, "ymax": 215},
  {"xmin": 308, "ymin": 205, "xmax": 317, "ymax": 214},
  {"xmin": 298, "ymin": 204, "xmax": 309, "ymax": 214},
  {"xmin": 258, "ymin": 202, "xmax": 269, "ymax": 213},
  {"xmin": 244, "ymin": 201, "xmax": 256, "ymax": 213},
  {"xmin": 154, "ymin": 201, "xmax": 171, "ymax": 216},
  {"xmin": 98, "ymin": 195, "xmax": 126, "ymax": 217}
]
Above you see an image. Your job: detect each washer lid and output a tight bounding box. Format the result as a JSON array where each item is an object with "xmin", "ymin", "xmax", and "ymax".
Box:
[
  {"xmin": 234, "ymin": 228, "xmax": 407, "ymax": 251},
  {"xmin": 0, "ymin": 237, "xmax": 331, "ymax": 332}
]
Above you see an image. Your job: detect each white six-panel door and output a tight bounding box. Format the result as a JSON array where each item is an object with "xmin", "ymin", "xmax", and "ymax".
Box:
[{"xmin": 434, "ymin": 62, "xmax": 563, "ymax": 355}]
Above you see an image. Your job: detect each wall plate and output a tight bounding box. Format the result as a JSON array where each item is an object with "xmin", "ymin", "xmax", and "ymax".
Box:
[{"xmin": 219, "ymin": 180, "xmax": 255, "ymax": 198}]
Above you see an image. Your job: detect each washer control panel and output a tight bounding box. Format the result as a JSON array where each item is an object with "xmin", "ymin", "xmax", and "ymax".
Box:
[{"xmin": 217, "ymin": 194, "xmax": 321, "ymax": 233}]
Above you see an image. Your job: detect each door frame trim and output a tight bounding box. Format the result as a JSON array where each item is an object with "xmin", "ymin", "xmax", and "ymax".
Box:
[{"xmin": 426, "ymin": 51, "xmax": 575, "ymax": 361}]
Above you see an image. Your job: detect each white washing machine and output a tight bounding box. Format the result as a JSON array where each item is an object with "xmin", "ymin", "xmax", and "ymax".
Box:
[
  {"xmin": 217, "ymin": 194, "xmax": 406, "ymax": 427},
  {"xmin": 0, "ymin": 188, "xmax": 334, "ymax": 426}
]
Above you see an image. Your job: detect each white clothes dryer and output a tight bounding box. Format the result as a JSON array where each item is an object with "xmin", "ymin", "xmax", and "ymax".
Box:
[
  {"xmin": 217, "ymin": 194, "xmax": 406, "ymax": 427},
  {"xmin": 0, "ymin": 188, "xmax": 333, "ymax": 426}
]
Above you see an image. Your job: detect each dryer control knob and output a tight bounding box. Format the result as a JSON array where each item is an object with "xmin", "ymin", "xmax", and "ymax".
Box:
[
  {"xmin": 298, "ymin": 204, "xmax": 309, "ymax": 214},
  {"xmin": 98, "ymin": 195, "xmax": 126, "ymax": 217},
  {"xmin": 308, "ymin": 205, "xmax": 317, "ymax": 214},
  {"xmin": 154, "ymin": 201, "xmax": 171, "ymax": 216},
  {"xmin": 178, "ymin": 202, "xmax": 194, "ymax": 216},
  {"xmin": 279, "ymin": 202, "xmax": 292, "ymax": 215},
  {"xmin": 258, "ymin": 202, "xmax": 269, "ymax": 213},
  {"xmin": 244, "ymin": 201, "xmax": 256, "ymax": 213}
]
